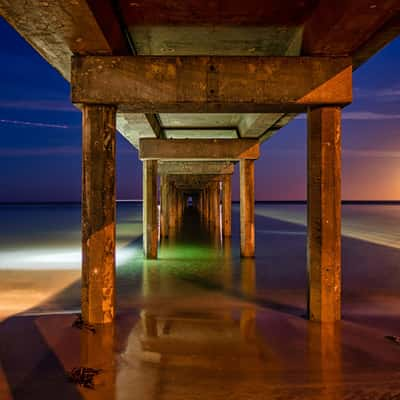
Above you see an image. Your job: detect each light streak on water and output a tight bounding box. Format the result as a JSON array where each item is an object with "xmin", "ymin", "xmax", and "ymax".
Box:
[
  {"xmin": 0, "ymin": 246, "xmax": 135, "ymax": 270},
  {"xmin": 251, "ymin": 204, "xmax": 400, "ymax": 249}
]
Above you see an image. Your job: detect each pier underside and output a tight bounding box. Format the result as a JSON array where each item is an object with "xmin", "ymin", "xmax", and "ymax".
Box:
[{"xmin": 0, "ymin": 0, "xmax": 399, "ymax": 325}]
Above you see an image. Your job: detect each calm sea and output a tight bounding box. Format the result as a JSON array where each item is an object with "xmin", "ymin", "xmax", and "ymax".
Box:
[
  {"xmin": 0, "ymin": 202, "xmax": 399, "ymax": 269},
  {"xmin": 0, "ymin": 202, "xmax": 399, "ymax": 317}
]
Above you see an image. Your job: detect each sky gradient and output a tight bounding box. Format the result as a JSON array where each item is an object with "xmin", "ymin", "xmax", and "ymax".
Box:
[{"xmin": 0, "ymin": 17, "xmax": 399, "ymax": 202}]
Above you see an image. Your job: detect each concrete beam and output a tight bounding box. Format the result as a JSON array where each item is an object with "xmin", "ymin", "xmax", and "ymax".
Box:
[
  {"xmin": 168, "ymin": 174, "xmax": 223, "ymax": 189},
  {"xmin": 307, "ymin": 107, "xmax": 341, "ymax": 322},
  {"xmin": 71, "ymin": 56, "xmax": 352, "ymax": 113},
  {"xmin": 238, "ymin": 113, "xmax": 284, "ymax": 138},
  {"xmin": 140, "ymin": 139, "xmax": 259, "ymax": 160},
  {"xmin": 158, "ymin": 161, "xmax": 234, "ymax": 175},
  {"xmin": 0, "ymin": 0, "xmax": 128, "ymax": 80},
  {"xmin": 81, "ymin": 105, "xmax": 116, "ymax": 324},
  {"xmin": 302, "ymin": 0, "xmax": 399, "ymax": 60},
  {"xmin": 353, "ymin": 13, "xmax": 400, "ymax": 70}
]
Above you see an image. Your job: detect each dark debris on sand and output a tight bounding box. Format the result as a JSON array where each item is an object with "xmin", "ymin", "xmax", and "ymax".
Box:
[
  {"xmin": 385, "ymin": 335, "xmax": 400, "ymax": 345},
  {"xmin": 68, "ymin": 367, "xmax": 102, "ymax": 389},
  {"xmin": 72, "ymin": 314, "xmax": 96, "ymax": 333}
]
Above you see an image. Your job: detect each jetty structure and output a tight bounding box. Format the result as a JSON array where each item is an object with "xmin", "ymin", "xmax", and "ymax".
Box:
[{"xmin": 1, "ymin": 0, "xmax": 398, "ymax": 325}]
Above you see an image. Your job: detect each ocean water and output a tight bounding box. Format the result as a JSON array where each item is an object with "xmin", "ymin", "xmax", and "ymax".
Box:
[
  {"xmin": 0, "ymin": 202, "xmax": 142, "ymax": 270},
  {"xmin": 0, "ymin": 202, "xmax": 399, "ymax": 317}
]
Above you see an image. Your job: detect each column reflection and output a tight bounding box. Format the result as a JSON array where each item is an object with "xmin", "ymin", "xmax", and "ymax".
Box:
[
  {"xmin": 307, "ymin": 322, "xmax": 343, "ymax": 399},
  {"xmin": 79, "ymin": 324, "xmax": 116, "ymax": 400}
]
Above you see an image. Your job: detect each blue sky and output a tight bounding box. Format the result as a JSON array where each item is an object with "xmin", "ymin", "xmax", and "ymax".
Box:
[{"xmin": 0, "ymin": 17, "xmax": 399, "ymax": 201}]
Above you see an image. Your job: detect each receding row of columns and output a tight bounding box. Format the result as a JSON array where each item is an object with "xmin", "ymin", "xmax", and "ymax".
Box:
[
  {"xmin": 81, "ymin": 104, "xmax": 341, "ymax": 324},
  {"xmin": 159, "ymin": 176, "xmax": 230, "ymax": 241}
]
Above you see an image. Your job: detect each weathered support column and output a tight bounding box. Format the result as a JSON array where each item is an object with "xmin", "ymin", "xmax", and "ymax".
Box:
[
  {"xmin": 82, "ymin": 104, "xmax": 116, "ymax": 324},
  {"xmin": 222, "ymin": 175, "xmax": 232, "ymax": 237},
  {"xmin": 204, "ymin": 187, "xmax": 209, "ymax": 224},
  {"xmin": 176, "ymin": 190, "xmax": 182, "ymax": 226},
  {"xmin": 216, "ymin": 181, "xmax": 221, "ymax": 232},
  {"xmin": 199, "ymin": 190, "xmax": 204, "ymax": 219},
  {"xmin": 240, "ymin": 159, "xmax": 255, "ymax": 257},
  {"xmin": 208, "ymin": 186, "xmax": 214, "ymax": 227},
  {"xmin": 210, "ymin": 182, "xmax": 219, "ymax": 229},
  {"xmin": 307, "ymin": 107, "xmax": 341, "ymax": 322},
  {"xmin": 168, "ymin": 181, "xmax": 177, "ymax": 236},
  {"xmin": 143, "ymin": 160, "xmax": 158, "ymax": 259},
  {"xmin": 160, "ymin": 175, "xmax": 168, "ymax": 238}
]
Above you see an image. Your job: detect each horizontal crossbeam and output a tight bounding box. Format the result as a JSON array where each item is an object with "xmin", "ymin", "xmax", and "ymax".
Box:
[
  {"xmin": 71, "ymin": 56, "xmax": 352, "ymax": 113},
  {"xmin": 158, "ymin": 161, "xmax": 234, "ymax": 175},
  {"xmin": 139, "ymin": 139, "xmax": 259, "ymax": 160}
]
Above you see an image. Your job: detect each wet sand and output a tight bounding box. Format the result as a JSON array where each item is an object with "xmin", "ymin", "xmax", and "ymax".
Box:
[
  {"xmin": 1, "ymin": 207, "xmax": 400, "ymax": 399},
  {"xmin": 0, "ymin": 270, "xmax": 80, "ymax": 321}
]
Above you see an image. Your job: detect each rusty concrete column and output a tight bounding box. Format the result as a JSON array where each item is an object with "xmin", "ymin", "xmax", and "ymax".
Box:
[
  {"xmin": 307, "ymin": 107, "xmax": 341, "ymax": 322},
  {"xmin": 210, "ymin": 182, "xmax": 218, "ymax": 228},
  {"xmin": 222, "ymin": 175, "xmax": 232, "ymax": 237},
  {"xmin": 168, "ymin": 181, "xmax": 177, "ymax": 236},
  {"xmin": 208, "ymin": 185, "xmax": 214, "ymax": 227},
  {"xmin": 143, "ymin": 160, "xmax": 158, "ymax": 259},
  {"xmin": 199, "ymin": 190, "xmax": 204, "ymax": 219},
  {"xmin": 82, "ymin": 104, "xmax": 116, "ymax": 324},
  {"xmin": 180, "ymin": 191, "xmax": 185, "ymax": 216},
  {"xmin": 176, "ymin": 190, "xmax": 182, "ymax": 226},
  {"xmin": 240, "ymin": 159, "xmax": 255, "ymax": 257},
  {"xmin": 203, "ymin": 187, "xmax": 209, "ymax": 224},
  {"xmin": 208, "ymin": 186, "xmax": 213, "ymax": 227},
  {"xmin": 160, "ymin": 175, "xmax": 168, "ymax": 238},
  {"xmin": 216, "ymin": 181, "xmax": 221, "ymax": 232}
]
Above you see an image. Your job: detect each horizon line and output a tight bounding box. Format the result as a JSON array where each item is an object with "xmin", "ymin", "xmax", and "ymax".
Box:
[{"xmin": 1, "ymin": 200, "xmax": 400, "ymax": 205}]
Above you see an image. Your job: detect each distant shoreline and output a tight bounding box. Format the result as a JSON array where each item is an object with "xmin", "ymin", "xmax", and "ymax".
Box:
[{"xmin": 1, "ymin": 200, "xmax": 400, "ymax": 205}]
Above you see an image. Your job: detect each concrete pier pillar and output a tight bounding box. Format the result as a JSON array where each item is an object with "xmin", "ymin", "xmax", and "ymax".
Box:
[
  {"xmin": 240, "ymin": 159, "xmax": 255, "ymax": 257},
  {"xmin": 210, "ymin": 182, "xmax": 220, "ymax": 229},
  {"xmin": 222, "ymin": 175, "xmax": 232, "ymax": 237},
  {"xmin": 82, "ymin": 104, "xmax": 116, "ymax": 324},
  {"xmin": 200, "ymin": 190, "xmax": 205, "ymax": 219},
  {"xmin": 143, "ymin": 159, "xmax": 158, "ymax": 259},
  {"xmin": 204, "ymin": 187, "xmax": 210, "ymax": 224},
  {"xmin": 160, "ymin": 175, "xmax": 168, "ymax": 238},
  {"xmin": 177, "ymin": 190, "xmax": 182, "ymax": 225},
  {"xmin": 307, "ymin": 106, "xmax": 341, "ymax": 322},
  {"xmin": 168, "ymin": 181, "xmax": 177, "ymax": 236}
]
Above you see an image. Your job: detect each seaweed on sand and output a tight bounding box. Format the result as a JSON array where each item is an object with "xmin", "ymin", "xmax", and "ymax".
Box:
[
  {"xmin": 72, "ymin": 314, "xmax": 96, "ymax": 333},
  {"xmin": 68, "ymin": 367, "xmax": 102, "ymax": 389}
]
